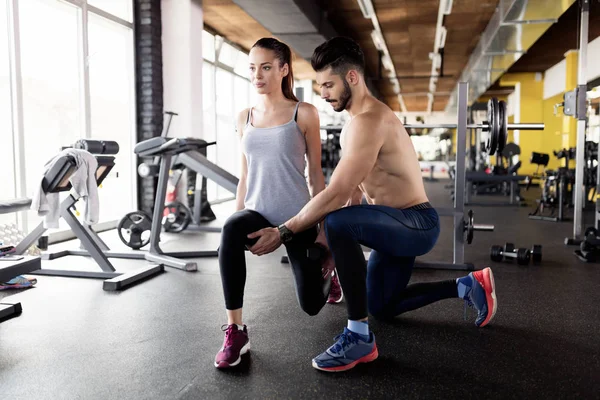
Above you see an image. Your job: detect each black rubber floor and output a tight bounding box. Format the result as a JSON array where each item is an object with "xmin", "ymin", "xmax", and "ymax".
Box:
[{"xmin": 1, "ymin": 181, "xmax": 599, "ymax": 399}]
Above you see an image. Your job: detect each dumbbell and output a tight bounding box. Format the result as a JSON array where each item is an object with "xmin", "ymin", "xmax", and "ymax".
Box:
[
  {"xmin": 490, "ymin": 243, "xmax": 531, "ymax": 265},
  {"xmin": 530, "ymin": 244, "xmax": 542, "ymax": 263}
]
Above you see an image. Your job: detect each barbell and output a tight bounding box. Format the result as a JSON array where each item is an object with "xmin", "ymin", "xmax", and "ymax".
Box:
[{"xmin": 321, "ymin": 98, "xmax": 544, "ymax": 156}]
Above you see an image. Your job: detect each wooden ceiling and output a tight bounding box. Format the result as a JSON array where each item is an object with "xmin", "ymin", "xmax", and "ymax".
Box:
[
  {"xmin": 508, "ymin": 1, "xmax": 600, "ymax": 74},
  {"xmin": 202, "ymin": 0, "xmax": 316, "ymax": 79},
  {"xmin": 478, "ymin": 1, "xmax": 600, "ymax": 99},
  {"xmin": 319, "ymin": 0, "xmax": 499, "ymax": 111},
  {"xmin": 203, "ymin": 0, "xmax": 499, "ymax": 112}
]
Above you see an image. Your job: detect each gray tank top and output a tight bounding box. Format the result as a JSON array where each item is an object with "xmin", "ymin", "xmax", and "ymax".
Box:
[{"xmin": 241, "ymin": 102, "xmax": 311, "ymax": 226}]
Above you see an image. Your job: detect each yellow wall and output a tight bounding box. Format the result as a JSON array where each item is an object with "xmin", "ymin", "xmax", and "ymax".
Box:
[
  {"xmin": 563, "ymin": 50, "xmax": 578, "ymax": 148},
  {"xmin": 500, "ymin": 73, "xmax": 545, "ymax": 175}
]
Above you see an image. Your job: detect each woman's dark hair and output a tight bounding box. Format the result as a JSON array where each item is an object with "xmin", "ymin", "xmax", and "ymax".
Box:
[
  {"xmin": 252, "ymin": 38, "xmax": 299, "ymax": 101},
  {"xmin": 311, "ymin": 36, "xmax": 365, "ymax": 76}
]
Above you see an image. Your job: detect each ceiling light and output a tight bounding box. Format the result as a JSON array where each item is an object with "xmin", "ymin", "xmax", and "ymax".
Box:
[
  {"xmin": 371, "ymin": 30, "xmax": 384, "ymax": 51},
  {"xmin": 356, "ymin": 0, "xmax": 375, "ymax": 19},
  {"xmin": 382, "ymin": 54, "xmax": 394, "ymax": 73},
  {"xmin": 438, "ymin": 26, "xmax": 447, "ymax": 49},
  {"xmin": 443, "ymin": 0, "xmax": 453, "ymax": 15}
]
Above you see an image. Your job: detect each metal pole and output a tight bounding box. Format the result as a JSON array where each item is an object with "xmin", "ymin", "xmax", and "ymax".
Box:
[
  {"xmin": 573, "ymin": 0, "xmax": 589, "ymax": 239},
  {"xmin": 150, "ymin": 153, "xmax": 172, "ymax": 254},
  {"xmin": 454, "ymin": 82, "xmax": 468, "ymax": 265},
  {"xmin": 320, "ymin": 123, "xmax": 544, "ymax": 130}
]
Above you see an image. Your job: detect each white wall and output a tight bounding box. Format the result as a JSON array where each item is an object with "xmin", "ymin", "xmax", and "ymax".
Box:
[
  {"xmin": 161, "ymin": 0, "xmax": 203, "ymax": 139},
  {"xmin": 587, "ymin": 35, "xmax": 600, "ymax": 82},
  {"xmin": 542, "ymin": 36, "xmax": 600, "ymax": 101},
  {"xmin": 544, "ymin": 59, "xmax": 566, "ymax": 100}
]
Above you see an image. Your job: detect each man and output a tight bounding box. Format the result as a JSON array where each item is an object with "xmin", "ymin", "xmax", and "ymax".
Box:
[{"xmin": 247, "ymin": 37, "xmax": 497, "ymax": 372}]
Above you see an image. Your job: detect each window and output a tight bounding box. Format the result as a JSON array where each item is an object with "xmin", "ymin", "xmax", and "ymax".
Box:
[
  {"xmin": 203, "ymin": 62, "xmax": 218, "ymax": 201},
  {"xmin": 234, "ymin": 51, "xmax": 248, "ymax": 76},
  {"xmin": 0, "ymin": 0, "xmax": 16, "ymax": 227},
  {"xmin": 88, "ymin": 12, "xmax": 136, "ymax": 221},
  {"xmin": 218, "ymin": 42, "xmax": 238, "ymax": 68},
  {"xmin": 19, "ymin": 0, "xmax": 83, "ymax": 231},
  {"xmin": 234, "ymin": 76, "xmax": 249, "ymax": 122},
  {"xmin": 215, "ymin": 69, "xmax": 236, "ymax": 199},
  {"xmin": 203, "ymin": 31, "xmax": 215, "ymax": 62},
  {"xmin": 88, "ymin": 0, "xmax": 132, "ymax": 22}
]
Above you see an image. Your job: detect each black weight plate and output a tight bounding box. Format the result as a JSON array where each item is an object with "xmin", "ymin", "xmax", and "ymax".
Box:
[
  {"xmin": 498, "ymin": 100, "xmax": 508, "ymax": 154},
  {"xmin": 490, "ymin": 245, "xmax": 503, "ymax": 262},
  {"xmin": 117, "ymin": 210, "xmax": 152, "ymax": 249},
  {"xmin": 516, "ymin": 248, "xmax": 531, "ymax": 265},
  {"xmin": 163, "ymin": 202, "xmax": 192, "ymax": 233},
  {"xmin": 585, "ymin": 227, "xmax": 598, "ymax": 238},
  {"xmin": 486, "ymin": 98, "xmax": 499, "ymax": 155},
  {"xmin": 532, "ymin": 244, "xmax": 542, "ymax": 263}
]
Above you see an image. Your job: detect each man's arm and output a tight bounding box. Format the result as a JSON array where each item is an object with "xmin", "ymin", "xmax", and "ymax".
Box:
[
  {"xmin": 345, "ymin": 186, "xmax": 364, "ymax": 206},
  {"xmin": 284, "ymin": 114, "xmax": 384, "ymax": 233}
]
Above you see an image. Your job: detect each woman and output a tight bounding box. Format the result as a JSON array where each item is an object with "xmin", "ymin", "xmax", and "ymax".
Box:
[{"xmin": 214, "ymin": 37, "xmax": 340, "ymax": 369}]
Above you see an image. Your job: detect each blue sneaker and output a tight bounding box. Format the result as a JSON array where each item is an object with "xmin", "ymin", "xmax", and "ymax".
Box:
[
  {"xmin": 459, "ymin": 267, "xmax": 497, "ymax": 327},
  {"xmin": 0, "ymin": 275, "xmax": 37, "ymax": 290},
  {"xmin": 312, "ymin": 328, "xmax": 378, "ymax": 372}
]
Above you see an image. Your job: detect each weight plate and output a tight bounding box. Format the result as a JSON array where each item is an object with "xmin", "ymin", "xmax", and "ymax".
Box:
[
  {"xmin": 504, "ymin": 242, "xmax": 515, "ymax": 253},
  {"xmin": 584, "ymin": 227, "xmax": 598, "ymax": 238},
  {"xmin": 486, "ymin": 98, "xmax": 499, "ymax": 155},
  {"xmin": 532, "ymin": 244, "xmax": 542, "ymax": 263},
  {"xmin": 498, "ymin": 100, "xmax": 508, "ymax": 154},
  {"xmin": 117, "ymin": 210, "xmax": 152, "ymax": 249},
  {"xmin": 516, "ymin": 248, "xmax": 531, "ymax": 265},
  {"xmin": 490, "ymin": 245, "xmax": 503, "ymax": 262},
  {"xmin": 465, "ymin": 210, "xmax": 474, "ymax": 244},
  {"xmin": 163, "ymin": 201, "xmax": 192, "ymax": 233}
]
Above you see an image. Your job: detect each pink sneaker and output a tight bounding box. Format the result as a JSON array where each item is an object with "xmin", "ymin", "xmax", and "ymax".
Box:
[
  {"xmin": 327, "ymin": 272, "xmax": 343, "ymax": 303},
  {"xmin": 214, "ymin": 324, "xmax": 250, "ymax": 368},
  {"xmin": 318, "ymin": 244, "xmax": 336, "ymax": 279}
]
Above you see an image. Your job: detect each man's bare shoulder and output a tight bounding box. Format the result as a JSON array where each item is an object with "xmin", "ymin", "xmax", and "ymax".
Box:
[{"xmin": 347, "ymin": 111, "xmax": 384, "ymax": 134}]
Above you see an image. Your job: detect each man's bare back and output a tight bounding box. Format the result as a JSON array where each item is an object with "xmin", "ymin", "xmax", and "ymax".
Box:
[{"xmin": 340, "ymin": 98, "xmax": 429, "ymax": 209}]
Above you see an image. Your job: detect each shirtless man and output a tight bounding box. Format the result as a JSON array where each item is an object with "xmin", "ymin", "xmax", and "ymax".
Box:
[{"xmin": 247, "ymin": 37, "xmax": 497, "ymax": 372}]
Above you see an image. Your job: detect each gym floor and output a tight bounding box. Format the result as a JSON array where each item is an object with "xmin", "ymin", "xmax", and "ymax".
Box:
[{"xmin": 1, "ymin": 180, "xmax": 599, "ymax": 399}]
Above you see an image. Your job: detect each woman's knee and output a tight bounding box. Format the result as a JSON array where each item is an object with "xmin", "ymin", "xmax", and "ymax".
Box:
[{"xmin": 222, "ymin": 210, "xmax": 257, "ymax": 240}]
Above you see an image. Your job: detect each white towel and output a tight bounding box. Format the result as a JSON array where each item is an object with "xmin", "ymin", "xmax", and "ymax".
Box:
[{"xmin": 31, "ymin": 149, "xmax": 100, "ymax": 229}]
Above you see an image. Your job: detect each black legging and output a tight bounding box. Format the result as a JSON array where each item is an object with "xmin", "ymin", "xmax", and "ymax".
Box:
[{"xmin": 219, "ymin": 209, "xmax": 330, "ymax": 316}]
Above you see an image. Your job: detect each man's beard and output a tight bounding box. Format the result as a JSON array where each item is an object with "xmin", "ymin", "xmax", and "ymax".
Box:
[{"xmin": 329, "ymin": 79, "xmax": 352, "ymax": 112}]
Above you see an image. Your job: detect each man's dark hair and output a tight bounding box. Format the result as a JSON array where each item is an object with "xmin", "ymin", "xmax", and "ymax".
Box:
[{"xmin": 311, "ymin": 36, "xmax": 365, "ymax": 76}]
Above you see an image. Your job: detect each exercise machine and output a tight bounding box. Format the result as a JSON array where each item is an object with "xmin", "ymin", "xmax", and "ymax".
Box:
[
  {"xmin": 12, "ymin": 140, "xmax": 164, "ymax": 290},
  {"xmin": 0, "ymin": 199, "xmax": 42, "ymax": 320},
  {"xmin": 136, "ymin": 111, "xmax": 239, "ymax": 234}
]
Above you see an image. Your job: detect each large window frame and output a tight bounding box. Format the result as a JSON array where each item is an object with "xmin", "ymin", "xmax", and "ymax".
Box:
[
  {"xmin": 3, "ymin": 0, "xmax": 134, "ymax": 233},
  {"xmin": 202, "ymin": 32, "xmax": 254, "ymax": 203}
]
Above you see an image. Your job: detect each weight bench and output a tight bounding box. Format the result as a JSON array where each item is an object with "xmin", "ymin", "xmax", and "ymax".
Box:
[
  {"xmin": 465, "ymin": 171, "xmax": 527, "ymax": 206},
  {"xmin": 0, "ymin": 198, "xmax": 41, "ymax": 321},
  {"xmin": 14, "ymin": 145, "xmax": 164, "ymax": 291}
]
